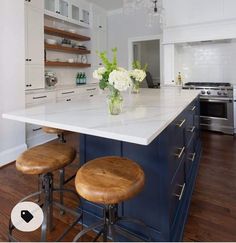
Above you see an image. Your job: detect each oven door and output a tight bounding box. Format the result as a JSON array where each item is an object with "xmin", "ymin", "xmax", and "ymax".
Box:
[{"xmin": 200, "ymin": 97, "xmax": 234, "ymax": 134}]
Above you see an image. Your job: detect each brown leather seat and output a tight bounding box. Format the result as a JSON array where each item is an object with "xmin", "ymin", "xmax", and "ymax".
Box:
[
  {"xmin": 75, "ymin": 156, "xmax": 145, "ymax": 205},
  {"xmin": 16, "ymin": 143, "xmax": 76, "ymax": 175},
  {"xmin": 42, "ymin": 126, "xmax": 65, "ymax": 134}
]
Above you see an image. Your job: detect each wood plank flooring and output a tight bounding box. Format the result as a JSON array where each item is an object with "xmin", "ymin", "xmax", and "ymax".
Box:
[{"xmin": 0, "ymin": 131, "xmax": 236, "ymax": 241}]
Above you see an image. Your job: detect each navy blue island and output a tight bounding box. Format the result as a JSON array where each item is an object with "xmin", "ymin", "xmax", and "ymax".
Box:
[
  {"xmin": 3, "ymin": 88, "xmax": 201, "ymax": 241},
  {"xmin": 79, "ymin": 94, "xmax": 202, "ymax": 241}
]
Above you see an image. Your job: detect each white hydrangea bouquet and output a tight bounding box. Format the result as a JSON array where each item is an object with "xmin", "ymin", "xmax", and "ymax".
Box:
[
  {"xmin": 93, "ymin": 48, "xmax": 132, "ymax": 115},
  {"xmin": 129, "ymin": 61, "xmax": 147, "ymax": 93}
]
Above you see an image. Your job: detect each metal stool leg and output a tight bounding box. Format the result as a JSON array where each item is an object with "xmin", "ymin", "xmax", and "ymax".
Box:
[{"xmin": 59, "ymin": 168, "xmax": 65, "ymax": 215}]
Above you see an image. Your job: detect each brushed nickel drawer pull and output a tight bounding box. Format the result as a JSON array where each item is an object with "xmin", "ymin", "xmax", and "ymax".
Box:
[
  {"xmin": 62, "ymin": 91, "xmax": 75, "ymax": 95},
  {"xmin": 32, "ymin": 127, "xmax": 42, "ymax": 132},
  {"xmin": 188, "ymin": 153, "xmax": 196, "ymax": 162},
  {"xmin": 191, "ymin": 106, "xmax": 196, "ymax": 111},
  {"xmin": 176, "ymin": 119, "xmax": 186, "ymax": 128},
  {"xmin": 174, "ymin": 183, "xmax": 186, "ymax": 201},
  {"xmin": 175, "ymin": 146, "xmax": 185, "ymax": 159},
  {"xmin": 187, "ymin": 126, "xmax": 195, "ymax": 133},
  {"xmin": 33, "ymin": 96, "xmax": 47, "ymax": 100},
  {"xmin": 86, "ymin": 88, "xmax": 96, "ymax": 91}
]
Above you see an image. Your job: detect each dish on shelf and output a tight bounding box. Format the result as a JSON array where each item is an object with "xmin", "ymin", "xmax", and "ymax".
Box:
[
  {"xmin": 45, "ymin": 39, "xmax": 57, "ymax": 45},
  {"xmin": 68, "ymin": 58, "xmax": 74, "ymax": 63},
  {"xmin": 68, "ymin": 29, "xmax": 76, "ymax": 33}
]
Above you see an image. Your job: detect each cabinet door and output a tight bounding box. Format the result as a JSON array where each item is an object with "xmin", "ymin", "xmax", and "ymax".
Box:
[
  {"xmin": 45, "ymin": 0, "xmax": 57, "ymax": 13},
  {"xmin": 58, "ymin": 0, "xmax": 69, "ymax": 17},
  {"xmin": 26, "ymin": 65, "xmax": 44, "ymax": 90},
  {"xmin": 71, "ymin": 2, "xmax": 80, "ymax": 23},
  {"xmin": 79, "ymin": 2, "xmax": 90, "ymax": 27},
  {"xmin": 27, "ymin": 6, "xmax": 44, "ymax": 65},
  {"xmin": 27, "ymin": 0, "xmax": 44, "ymax": 10}
]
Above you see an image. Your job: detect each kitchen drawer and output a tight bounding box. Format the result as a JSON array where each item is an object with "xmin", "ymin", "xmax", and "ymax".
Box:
[
  {"xmin": 185, "ymin": 134, "xmax": 197, "ymax": 181},
  {"xmin": 169, "ymin": 113, "xmax": 186, "ymax": 180},
  {"xmin": 26, "ymin": 123, "xmax": 44, "ymax": 139},
  {"xmin": 56, "ymin": 89, "xmax": 77, "ymax": 98},
  {"xmin": 26, "ymin": 92, "xmax": 55, "ymax": 105},
  {"xmin": 78, "ymin": 86, "xmax": 98, "ymax": 95},
  {"xmin": 56, "ymin": 95, "xmax": 78, "ymax": 103},
  {"xmin": 170, "ymin": 159, "xmax": 186, "ymax": 225}
]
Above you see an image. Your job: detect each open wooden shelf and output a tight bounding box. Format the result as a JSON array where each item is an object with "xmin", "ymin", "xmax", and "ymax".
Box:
[
  {"xmin": 44, "ymin": 26, "xmax": 91, "ymax": 41},
  {"xmin": 45, "ymin": 61, "xmax": 91, "ymax": 68},
  {"xmin": 45, "ymin": 43, "xmax": 91, "ymax": 54}
]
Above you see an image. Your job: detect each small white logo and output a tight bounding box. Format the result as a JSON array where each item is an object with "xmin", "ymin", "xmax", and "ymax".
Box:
[{"xmin": 11, "ymin": 202, "xmax": 44, "ymax": 232}]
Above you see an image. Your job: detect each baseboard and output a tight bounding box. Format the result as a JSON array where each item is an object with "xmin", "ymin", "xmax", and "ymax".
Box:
[{"xmin": 0, "ymin": 144, "xmax": 27, "ymax": 167}]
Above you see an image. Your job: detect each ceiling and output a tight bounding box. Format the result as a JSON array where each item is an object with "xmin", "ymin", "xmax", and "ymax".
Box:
[{"xmin": 87, "ymin": 0, "xmax": 123, "ymax": 10}]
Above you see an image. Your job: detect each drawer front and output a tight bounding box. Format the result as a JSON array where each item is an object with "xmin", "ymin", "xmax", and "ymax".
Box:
[
  {"xmin": 56, "ymin": 89, "xmax": 77, "ymax": 98},
  {"xmin": 78, "ymin": 86, "xmax": 98, "ymax": 95},
  {"xmin": 170, "ymin": 159, "xmax": 186, "ymax": 225},
  {"xmin": 57, "ymin": 95, "xmax": 78, "ymax": 103},
  {"xmin": 26, "ymin": 92, "xmax": 55, "ymax": 105},
  {"xmin": 26, "ymin": 124, "xmax": 44, "ymax": 139},
  {"xmin": 185, "ymin": 135, "xmax": 197, "ymax": 181},
  {"xmin": 169, "ymin": 113, "xmax": 186, "ymax": 180}
]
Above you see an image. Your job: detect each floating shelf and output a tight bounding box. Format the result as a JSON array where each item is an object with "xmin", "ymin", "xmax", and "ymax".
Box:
[
  {"xmin": 45, "ymin": 61, "xmax": 91, "ymax": 68},
  {"xmin": 45, "ymin": 43, "xmax": 91, "ymax": 54},
  {"xmin": 44, "ymin": 26, "xmax": 91, "ymax": 41}
]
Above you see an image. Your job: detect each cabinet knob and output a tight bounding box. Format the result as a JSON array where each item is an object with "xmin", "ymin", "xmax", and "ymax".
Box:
[
  {"xmin": 80, "ymin": 20, "xmax": 84, "ymax": 23},
  {"xmin": 26, "ymin": 59, "xmax": 29, "ymax": 61},
  {"xmin": 99, "ymin": 26, "xmax": 102, "ymax": 28},
  {"xmin": 28, "ymin": 59, "xmax": 32, "ymax": 61}
]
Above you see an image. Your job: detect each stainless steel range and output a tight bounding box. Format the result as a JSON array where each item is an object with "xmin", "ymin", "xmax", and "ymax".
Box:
[{"xmin": 183, "ymin": 82, "xmax": 234, "ymax": 134}]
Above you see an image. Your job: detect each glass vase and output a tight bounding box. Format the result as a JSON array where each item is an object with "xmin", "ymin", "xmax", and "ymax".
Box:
[
  {"xmin": 132, "ymin": 81, "xmax": 140, "ymax": 94},
  {"xmin": 108, "ymin": 89, "xmax": 123, "ymax": 115}
]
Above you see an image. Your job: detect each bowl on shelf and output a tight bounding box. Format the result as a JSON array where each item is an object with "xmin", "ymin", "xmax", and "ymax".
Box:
[
  {"xmin": 46, "ymin": 39, "xmax": 57, "ymax": 45},
  {"xmin": 68, "ymin": 58, "xmax": 74, "ymax": 63},
  {"xmin": 68, "ymin": 29, "xmax": 76, "ymax": 33}
]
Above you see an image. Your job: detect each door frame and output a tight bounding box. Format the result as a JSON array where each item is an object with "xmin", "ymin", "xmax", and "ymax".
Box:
[{"xmin": 128, "ymin": 35, "xmax": 163, "ymax": 86}]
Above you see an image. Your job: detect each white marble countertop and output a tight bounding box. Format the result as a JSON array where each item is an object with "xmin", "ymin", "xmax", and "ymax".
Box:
[{"xmin": 3, "ymin": 88, "xmax": 200, "ymax": 145}]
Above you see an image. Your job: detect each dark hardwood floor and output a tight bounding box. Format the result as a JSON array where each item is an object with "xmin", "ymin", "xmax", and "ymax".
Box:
[{"xmin": 0, "ymin": 131, "xmax": 236, "ymax": 242}]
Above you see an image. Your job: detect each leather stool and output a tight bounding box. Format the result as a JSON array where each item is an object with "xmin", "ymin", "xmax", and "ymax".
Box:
[
  {"xmin": 73, "ymin": 156, "xmax": 151, "ymax": 242},
  {"xmin": 43, "ymin": 126, "xmax": 66, "ymax": 143},
  {"xmin": 9, "ymin": 143, "xmax": 82, "ymax": 242}
]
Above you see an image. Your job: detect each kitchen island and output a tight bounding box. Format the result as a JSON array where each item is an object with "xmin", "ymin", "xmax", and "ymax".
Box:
[{"xmin": 3, "ymin": 88, "xmax": 201, "ymax": 241}]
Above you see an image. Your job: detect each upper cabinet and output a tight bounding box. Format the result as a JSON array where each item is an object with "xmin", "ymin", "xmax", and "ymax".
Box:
[
  {"xmin": 24, "ymin": 0, "xmax": 44, "ymax": 10},
  {"xmin": 44, "ymin": 0, "xmax": 91, "ymax": 28},
  {"xmin": 25, "ymin": 0, "xmax": 44, "ymax": 90}
]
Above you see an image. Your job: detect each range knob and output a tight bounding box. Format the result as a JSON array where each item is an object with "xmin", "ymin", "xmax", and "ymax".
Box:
[
  {"xmin": 223, "ymin": 92, "xmax": 228, "ymax": 96},
  {"xmin": 201, "ymin": 90, "xmax": 206, "ymax": 95},
  {"xmin": 207, "ymin": 91, "xmax": 211, "ymax": 95},
  {"xmin": 217, "ymin": 91, "xmax": 222, "ymax": 95}
]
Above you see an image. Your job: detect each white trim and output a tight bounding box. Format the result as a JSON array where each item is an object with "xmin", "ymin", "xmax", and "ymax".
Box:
[
  {"xmin": 128, "ymin": 35, "xmax": 163, "ymax": 85},
  {"xmin": 0, "ymin": 144, "xmax": 27, "ymax": 167}
]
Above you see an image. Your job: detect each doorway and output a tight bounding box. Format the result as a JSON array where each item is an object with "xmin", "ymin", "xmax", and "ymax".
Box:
[{"xmin": 129, "ymin": 36, "xmax": 161, "ymax": 88}]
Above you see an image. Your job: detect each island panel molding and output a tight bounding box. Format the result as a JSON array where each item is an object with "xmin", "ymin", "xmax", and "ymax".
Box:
[{"xmin": 3, "ymin": 89, "xmax": 200, "ymax": 145}]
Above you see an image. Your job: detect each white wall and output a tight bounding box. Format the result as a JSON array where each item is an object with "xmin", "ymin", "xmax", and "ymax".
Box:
[
  {"xmin": 175, "ymin": 40, "xmax": 236, "ymax": 84},
  {"xmin": 0, "ymin": 0, "xmax": 27, "ymax": 166},
  {"xmin": 108, "ymin": 9, "xmax": 162, "ymax": 68}
]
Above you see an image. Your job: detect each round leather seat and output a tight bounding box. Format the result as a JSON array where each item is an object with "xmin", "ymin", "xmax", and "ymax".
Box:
[
  {"xmin": 42, "ymin": 126, "xmax": 65, "ymax": 134},
  {"xmin": 16, "ymin": 143, "xmax": 76, "ymax": 175},
  {"xmin": 75, "ymin": 156, "xmax": 145, "ymax": 205}
]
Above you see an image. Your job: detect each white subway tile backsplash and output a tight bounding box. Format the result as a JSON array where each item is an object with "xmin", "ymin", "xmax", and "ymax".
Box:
[{"xmin": 176, "ymin": 41, "xmax": 236, "ymax": 84}]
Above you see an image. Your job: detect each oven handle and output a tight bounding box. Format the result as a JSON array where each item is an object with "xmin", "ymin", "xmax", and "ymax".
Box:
[{"xmin": 200, "ymin": 98, "xmax": 233, "ymax": 103}]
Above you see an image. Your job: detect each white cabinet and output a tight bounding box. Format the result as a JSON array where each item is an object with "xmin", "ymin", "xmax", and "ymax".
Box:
[
  {"xmin": 25, "ymin": 2, "xmax": 44, "ymax": 90},
  {"xmin": 26, "ymin": 91, "xmax": 56, "ymax": 148},
  {"xmin": 45, "ymin": 0, "xmax": 91, "ymax": 28},
  {"xmin": 24, "ymin": 0, "xmax": 44, "ymax": 10},
  {"xmin": 163, "ymin": 44, "xmax": 175, "ymax": 85},
  {"xmin": 91, "ymin": 5, "xmax": 107, "ymax": 68}
]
